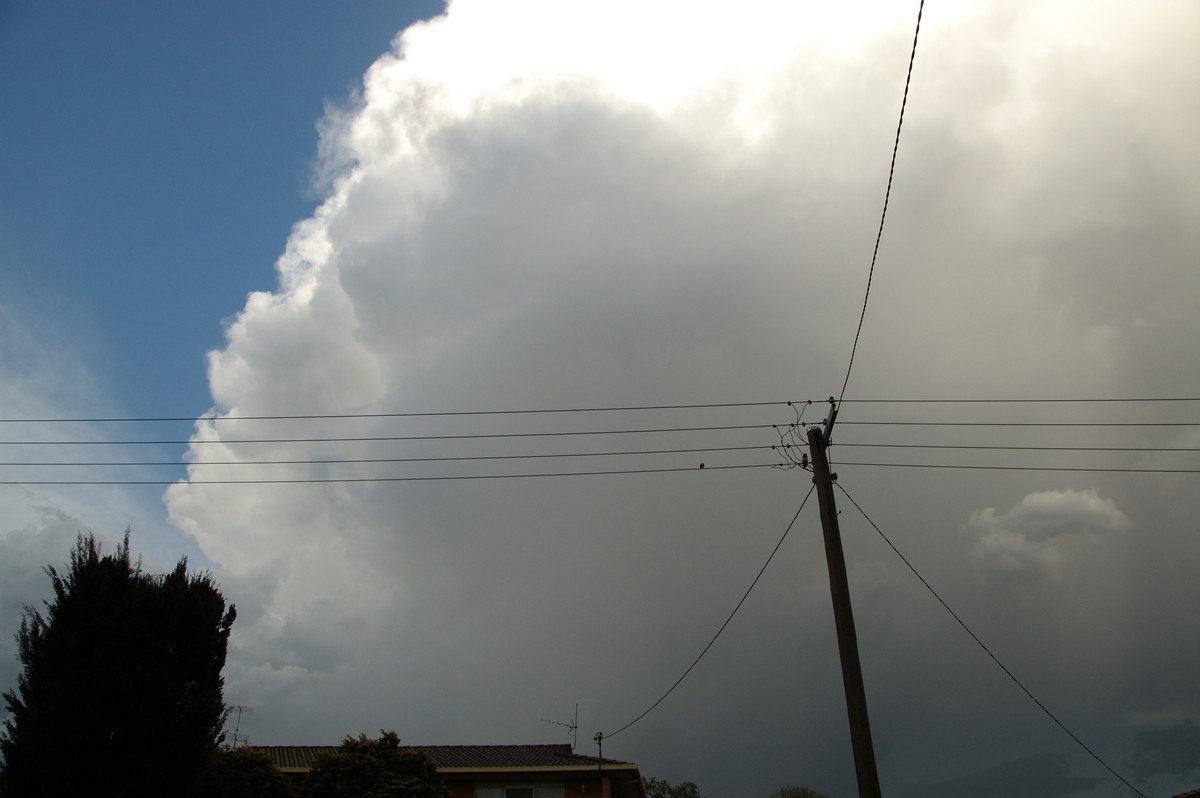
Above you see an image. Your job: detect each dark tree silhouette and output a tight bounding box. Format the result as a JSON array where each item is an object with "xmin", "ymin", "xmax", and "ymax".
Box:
[
  {"xmin": 644, "ymin": 777, "xmax": 705, "ymax": 798},
  {"xmin": 302, "ymin": 731, "xmax": 449, "ymax": 798},
  {"xmin": 0, "ymin": 532, "xmax": 236, "ymax": 797},
  {"xmin": 193, "ymin": 745, "xmax": 294, "ymax": 798},
  {"xmin": 767, "ymin": 786, "xmax": 832, "ymax": 798}
]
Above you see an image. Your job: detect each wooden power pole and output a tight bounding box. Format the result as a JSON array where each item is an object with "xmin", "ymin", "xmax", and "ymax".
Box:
[{"xmin": 808, "ymin": 414, "xmax": 882, "ymax": 798}]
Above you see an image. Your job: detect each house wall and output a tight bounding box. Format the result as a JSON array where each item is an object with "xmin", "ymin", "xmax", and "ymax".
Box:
[
  {"xmin": 448, "ymin": 782, "xmax": 474, "ymax": 798},
  {"xmin": 443, "ymin": 773, "xmax": 617, "ymax": 798}
]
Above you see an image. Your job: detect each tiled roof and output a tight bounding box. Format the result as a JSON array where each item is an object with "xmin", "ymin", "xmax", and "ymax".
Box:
[
  {"xmin": 1172, "ymin": 790, "xmax": 1200, "ymax": 798},
  {"xmin": 260, "ymin": 745, "xmax": 333, "ymax": 770},
  {"xmin": 423, "ymin": 744, "xmax": 628, "ymax": 769},
  {"xmin": 255, "ymin": 743, "xmax": 632, "ymax": 772}
]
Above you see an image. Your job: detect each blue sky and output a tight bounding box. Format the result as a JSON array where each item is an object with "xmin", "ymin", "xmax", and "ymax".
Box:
[
  {"xmin": 1, "ymin": 0, "xmax": 441, "ymax": 418},
  {"xmin": 2, "ymin": 3, "xmax": 1200, "ymax": 797}
]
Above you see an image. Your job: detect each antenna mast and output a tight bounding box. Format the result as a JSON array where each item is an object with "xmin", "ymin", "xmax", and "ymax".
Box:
[
  {"xmin": 228, "ymin": 704, "xmax": 254, "ymax": 747},
  {"xmin": 540, "ymin": 704, "xmax": 579, "ymax": 751}
]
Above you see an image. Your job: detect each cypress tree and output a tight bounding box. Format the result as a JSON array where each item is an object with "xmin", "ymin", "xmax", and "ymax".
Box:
[{"xmin": 0, "ymin": 532, "xmax": 236, "ymax": 797}]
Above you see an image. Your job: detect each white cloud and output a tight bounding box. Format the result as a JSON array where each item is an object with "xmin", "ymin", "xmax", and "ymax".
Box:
[
  {"xmin": 0, "ymin": 292, "xmax": 204, "ymax": 576},
  {"xmin": 967, "ymin": 489, "xmax": 1131, "ymax": 584},
  {"xmin": 0, "ymin": 507, "xmax": 121, "ymax": 698},
  {"xmin": 161, "ymin": 1, "xmax": 1200, "ymax": 795}
]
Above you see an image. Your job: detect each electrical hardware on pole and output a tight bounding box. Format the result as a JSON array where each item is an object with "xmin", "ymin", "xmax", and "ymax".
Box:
[{"xmin": 822, "ymin": 396, "xmax": 839, "ymax": 445}]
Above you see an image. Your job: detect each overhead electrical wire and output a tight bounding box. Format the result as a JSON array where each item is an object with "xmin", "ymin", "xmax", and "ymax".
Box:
[
  {"xmin": 840, "ymin": 420, "xmax": 1199, "ymax": 428},
  {"xmin": 0, "ymin": 400, "xmax": 792, "ymax": 425},
  {"xmin": 2, "ymin": 397, "xmax": 1195, "ymax": 426},
  {"xmin": 837, "ymin": 442, "xmax": 1200, "ymax": 452},
  {"xmin": 3, "ymin": 420, "xmax": 1195, "ymax": 448},
  {"xmin": 830, "ymin": 462, "xmax": 1200, "ymax": 474},
  {"xmin": 834, "ymin": 481, "xmax": 1148, "ymax": 798},
  {"xmin": 2, "ymin": 397, "xmax": 1196, "ymax": 484},
  {"xmin": 0, "ymin": 444, "xmax": 773, "ymax": 468},
  {"xmin": 838, "ymin": 397, "xmax": 1200, "ymax": 404},
  {"xmin": 7, "ymin": 442, "xmax": 1196, "ymax": 469},
  {"xmin": 5, "ymin": 462, "xmax": 1195, "ymax": 486},
  {"xmin": 600, "ymin": 486, "xmax": 816, "ymax": 742},
  {"xmin": 0, "ymin": 423, "xmax": 783, "ymax": 448},
  {"xmin": 0, "ymin": 462, "xmax": 779, "ymax": 486},
  {"xmin": 0, "ymin": 407, "xmax": 796, "ymax": 484},
  {"xmin": 838, "ymin": 0, "xmax": 925, "ymax": 405}
]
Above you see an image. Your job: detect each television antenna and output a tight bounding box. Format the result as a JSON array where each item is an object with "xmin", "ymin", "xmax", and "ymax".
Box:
[
  {"xmin": 540, "ymin": 704, "xmax": 578, "ymax": 751},
  {"xmin": 228, "ymin": 704, "xmax": 254, "ymax": 747}
]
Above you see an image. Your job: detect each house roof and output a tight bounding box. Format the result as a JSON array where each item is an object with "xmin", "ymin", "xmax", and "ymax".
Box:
[
  {"xmin": 256, "ymin": 743, "xmax": 635, "ymax": 773},
  {"xmin": 420, "ymin": 744, "xmax": 632, "ymax": 770},
  {"xmin": 1172, "ymin": 790, "xmax": 1200, "ymax": 798},
  {"xmin": 257, "ymin": 745, "xmax": 332, "ymax": 771}
]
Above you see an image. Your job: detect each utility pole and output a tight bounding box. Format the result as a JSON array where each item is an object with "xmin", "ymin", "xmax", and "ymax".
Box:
[{"xmin": 808, "ymin": 402, "xmax": 882, "ymax": 798}]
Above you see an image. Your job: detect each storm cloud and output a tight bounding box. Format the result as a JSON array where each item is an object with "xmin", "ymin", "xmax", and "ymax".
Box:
[{"xmin": 153, "ymin": 1, "xmax": 1200, "ymax": 796}]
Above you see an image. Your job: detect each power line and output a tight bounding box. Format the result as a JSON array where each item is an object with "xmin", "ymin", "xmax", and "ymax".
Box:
[
  {"xmin": 602, "ymin": 486, "xmax": 816, "ymax": 741},
  {"xmin": 4, "ymin": 431, "xmax": 1194, "ymax": 479},
  {"xmin": 5, "ymin": 420, "xmax": 1194, "ymax": 448},
  {"xmin": 0, "ymin": 462, "xmax": 778, "ymax": 486},
  {"xmin": 0, "ymin": 444, "xmax": 772, "ymax": 468},
  {"xmin": 2, "ymin": 398, "xmax": 1194, "ymax": 482},
  {"xmin": 833, "ymin": 481, "xmax": 1148, "ymax": 798},
  {"xmin": 835, "ymin": 461, "xmax": 1200, "ymax": 474},
  {"xmin": 0, "ymin": 400, "xmax": 792, "ymax": 424},
  {"xmin": 5, "ymin": 448, "xmax": 1194, "ymax": 476},
  {"xmin": 838, "ymin": 0, "xmax": 925, "ymax": 405},
  {"xmin": 838, "ymin": 397, "xmax": 1200, "ymax": 404},
  {"xmin": 5, "ymin": 397, "xmax": 1195, "ymax": 426},
  {"xmin": 6, "ymin": 454, "xmax": 1191, "ymax": 483},
  {"xmin": 838, "ymin": 443, "xmax": 1200, "ymax": 453},
  {"xmin": 840, "ymin": 420, "xmax": 1198, "ymax": 427},
  {"xmin": 0, "ymin": 423, "xmax": 782, "ymax": 448}
]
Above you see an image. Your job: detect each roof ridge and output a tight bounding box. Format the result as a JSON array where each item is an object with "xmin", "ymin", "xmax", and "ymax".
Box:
[
  {"xmin": 255, "ymin": 744, "xmax": 336, "ymax": 749},
  {"xmin": 252, "ymin": 742, "xmax": 634, "ymax": 772},
  {"xmin": 256, "ymin": 742, "xmax": 572, "ymax": 749},
  {"xmin": 409, "ymin": 743, "xmax": 573, "ymax": 749}
]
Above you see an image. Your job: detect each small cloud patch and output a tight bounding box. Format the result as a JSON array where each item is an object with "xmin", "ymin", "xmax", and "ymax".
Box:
[{"xmin": 967, "ymin": 489, "xmax": 1130, "ymax": 585}]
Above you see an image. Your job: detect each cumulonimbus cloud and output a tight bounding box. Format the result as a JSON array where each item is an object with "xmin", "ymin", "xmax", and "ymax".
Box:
[{"xmin": 158, "ymin": 1, "xmax": 1200, "ymax": 794}]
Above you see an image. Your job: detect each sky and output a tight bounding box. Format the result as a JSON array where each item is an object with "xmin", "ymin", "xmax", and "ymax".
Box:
[{"xmin": 2, "ymin": 1, "xmax": 1199, "ymax": 797}]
